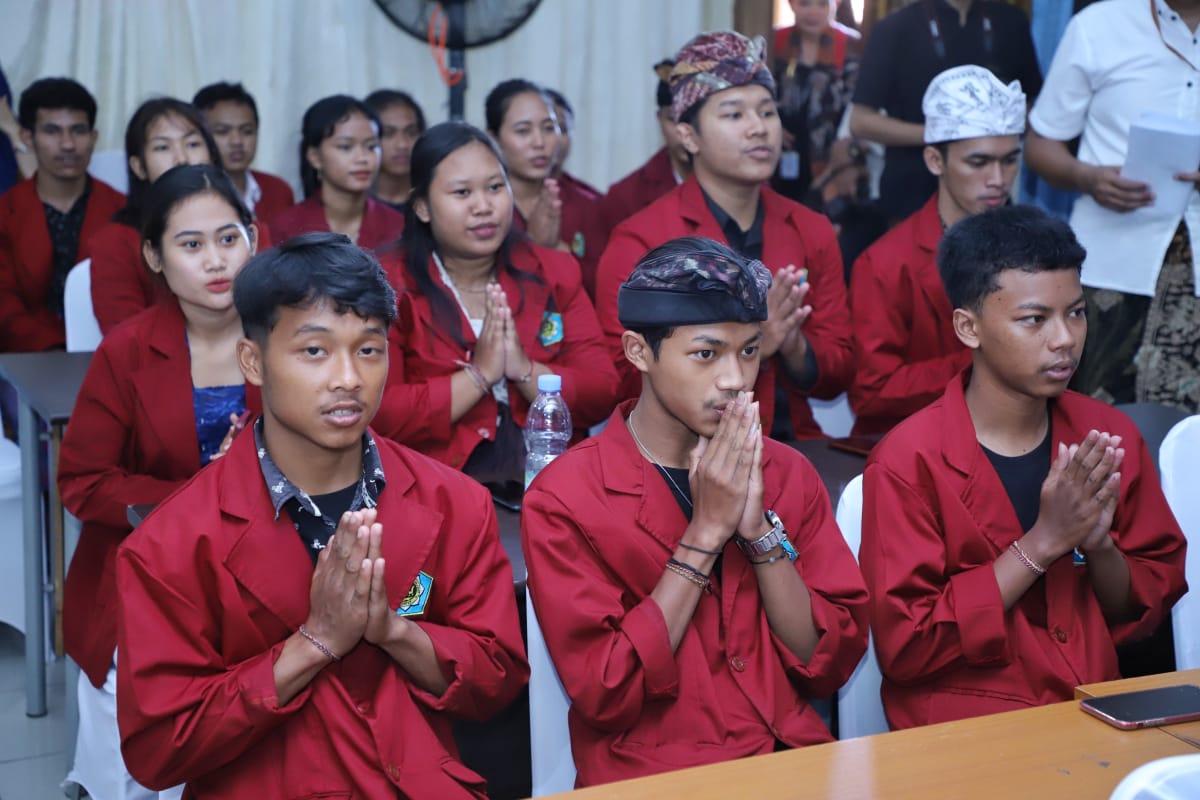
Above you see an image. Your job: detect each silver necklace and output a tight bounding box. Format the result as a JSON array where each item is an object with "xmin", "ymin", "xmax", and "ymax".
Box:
[{"xmin": 627, "ymin": 409, "xmax": 692, "ymax": 509}]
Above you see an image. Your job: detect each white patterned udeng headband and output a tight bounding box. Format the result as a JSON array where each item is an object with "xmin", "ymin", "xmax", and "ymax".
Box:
[{"xmin": 922, "ymin": 64, "xmax": 1026, "ymax": 144}]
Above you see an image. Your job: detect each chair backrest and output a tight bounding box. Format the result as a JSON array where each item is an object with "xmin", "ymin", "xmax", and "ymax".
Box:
[
  {"xmin": 834, "ymin": 474, "xmax": 890, "ymax": 739},
  {"xmin": 812, "ymin": 393, "xmax": 855, "ymax": 438},
  {"xmin": 87, "ymin": 148, "xmax": 128, "ymax": 194},
  {"xmin": 525, "ymin": 587, "xmax": 576, "ymax": 796},
  {"xmin": 64, "ymin": 259, "xmax": 102, "ymax": 352},
  {"xmin": 1108, "ymin": 753, "xmax": 1200, "ymax": 800},
  {"xmin": 1115, "ymin": 402, "xmax": 1190, "ymax": 475},
  {"xmin": 1160, "ymin": 415, "xmax": 1200, "ymax": 671}
]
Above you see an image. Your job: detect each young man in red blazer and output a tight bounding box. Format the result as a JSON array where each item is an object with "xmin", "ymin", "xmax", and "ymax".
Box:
[
  {"xmin": 848, "ymin": 65, "xmax": 1025, "ymax": 436},
  {"xmin": 523, "ymin": 236, "xmax": 868, "ymax": 787},
  {"xmin": 0, "ymin": 77, "xmax": 123, "ymax": 353},
  {"xmin": 115, "ymin": 233, "xmax": 527, "ymax": 798},
  {"xmin": 194, "ymin": 81, "xmax": 295, "ymax": 221},
  {"xmin": 859, "ymin": 206, "xmax": 1187, "ymax": 730},
  {"xmin": 594, "ymin": 31, "xmax": 853, "ymax": 439},
  {"xmin": 599, "ymin": 59, "xmax": 692, "ymax": 235}
]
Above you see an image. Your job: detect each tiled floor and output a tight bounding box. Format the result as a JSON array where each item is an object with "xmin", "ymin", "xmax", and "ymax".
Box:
[{"xmin": 0, "ymin": 624, "xmax": 72, "ymax": 799}]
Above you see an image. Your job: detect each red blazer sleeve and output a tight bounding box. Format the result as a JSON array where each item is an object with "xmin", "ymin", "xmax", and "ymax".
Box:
[
  {"xmin": 58, "ymin": 343, "xmax": 188, "ymax": 528},
  {"xmin": 87, "ymin": 223, "xmax": 156, "ymax": 335},
  {"xmin": 767, "ymin": 453, "xmax": 870, "ymax": 697},
  {"xmin": 848, "ymin": 247, "xmax": 970, "ymax": 420},
  {"xmin": 1108, "ymin": 433, "xmax": 1189, "ymax": 644},
  {"xmin": 860, "ymin": 460, "xmax": 1012, "ymax": 685},
  {"xmin": 593, "ymin": 223, "xmax": 650, "ymax": 404},
  {"xmin": 409, "ymin": 493, "xmax": 530, "ymax": 720},
  {"xmin": 0, "ymin": 190, "xmax": 64, "ymax": 351},
  {"xmin": 795, "ymin": 215, "xmax": 853, "ymax": 400},
  {"xmin": 522, "ymin": 486, "xmax": 681, "ymax": 733},
  {"xmin": 372, "ymin": 288, "xmax": 455, "ymax": 449},
  {"xmin": 117, "ymin": 546, "xmax": 312, "ymax": 790}
]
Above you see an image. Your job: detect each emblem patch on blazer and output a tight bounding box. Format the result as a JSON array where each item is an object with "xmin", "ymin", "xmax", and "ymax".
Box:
[
  {"xmin": 397, "ymin": 571, "xmax": 433, "ymax": 617},
  {"xmin": 571, "ymin": 231, "xmax": 586, "ymax": 258},
  {"xmin": 539, "ymin": 311, "xmax": 565, "ymax": 347}
]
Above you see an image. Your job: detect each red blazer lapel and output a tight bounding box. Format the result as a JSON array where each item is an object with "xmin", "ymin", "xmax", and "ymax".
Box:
[
  {"xmin": 219, "ymin": 432, "xmax": 316, "ymax": 629},
  {"xmin": 130, "ymin": 303, "xmax": 202, "ymax": 473}
]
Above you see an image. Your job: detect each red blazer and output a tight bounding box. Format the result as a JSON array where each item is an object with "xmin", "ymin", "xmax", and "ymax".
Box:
[
  {"xmin": 249, "ymin": 169, "xmax": 295, "ymax": 222},
  {"xmin": 57, "ymin": 300, "xmax": 262, "ymax": 687},
  {"xmin": 599, "ymin": 147, "xmax": 679, "ymax": 235},
  {"xmin": 266, "ymin": 193, "xmax": 404, "ymax": 252},
  {"xmin": 0, "ymin": 176, "xmax": 125, "ymax": 351},
  {"xmin": 848, "ymin": 195, "xmax": 969, "ymax": 435},
  {"xmin": 88, "ymin": 221, "xmax": 162, "ymax": 335},
  {"xmin": 522, "ymin": 401, "xmax": 869, "ymax": 787},
  {"xmin": 89, "ymin": 219, "xmax": 275, "ymax": 335},
  {"xmin": 594, "ymin": 176, "xmax": 854, "ymax": 438},
  {"xmin": 860, "ymin": 372, "xmax": 1188, "ymax": 730},
  {"xmin": 115, "ymin": 429, "xmax": 528, "ymax": 798},
  {"xmin": 376, "ymin": 240, "xmax": 617, "ymax": 470}
]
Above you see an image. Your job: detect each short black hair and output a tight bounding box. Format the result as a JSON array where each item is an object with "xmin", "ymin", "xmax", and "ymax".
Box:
[
  {"xmin": 364, "ymin": 89, "xmax": 427, "ymax": 134},
  {"xmin": 654, "ymin": 59, "xmax": 676, "ymax": 109},
  {"xmin": 627, "ymin": 326, "xmax": 676, "ymax": 359},
  {"xmin": 18, "ymin": 77, "xmax": 97, "ymax": 130},
  {"xmin": 192, "ymin": 82, "xmax": 259, "ymax": 123},
  {"xmin": 234, "ymin": 231, "xmax": 397, "ymax": 344},
  {"xmin": 938, "ymin": 205, "xmax": 1086, "ymax": 312}
]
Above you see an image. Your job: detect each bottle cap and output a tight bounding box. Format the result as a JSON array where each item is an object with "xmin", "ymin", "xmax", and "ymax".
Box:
[{"xmin": 537, "ymin": 374, "xmax": 562, "ymax": 392}]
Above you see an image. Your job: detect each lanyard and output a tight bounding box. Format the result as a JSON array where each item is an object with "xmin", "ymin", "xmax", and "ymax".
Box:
[
  {"xmin": 923, "ymin": 0, "xmax": 992, "ymax": 62},
  {"xmin": 1152, "ymin": 0, "xmax": 1200, "ymax": 72}
]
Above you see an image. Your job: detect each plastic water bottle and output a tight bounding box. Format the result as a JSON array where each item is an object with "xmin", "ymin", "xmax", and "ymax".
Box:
[{"xmin": 524, "ymin": 374, "xmax": 572, "ymax": 490}]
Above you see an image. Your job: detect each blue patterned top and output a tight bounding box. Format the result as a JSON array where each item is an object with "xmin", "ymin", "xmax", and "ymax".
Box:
[{"xmin": 193, "ymin": 384, "xmax": 246, "ymax": 465}]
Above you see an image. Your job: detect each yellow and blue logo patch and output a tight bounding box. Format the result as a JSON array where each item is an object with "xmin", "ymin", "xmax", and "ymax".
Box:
[
  {"xmin": 571, "ymin": 231, "xmax": 586, "ymax": 258},
  {"xmin": 539, "ymin": 311, "xmax": 564, "ymax": 347},
  {"xmin": 396, "ymin": 571, "xmax": 433, "ymax": 617}
]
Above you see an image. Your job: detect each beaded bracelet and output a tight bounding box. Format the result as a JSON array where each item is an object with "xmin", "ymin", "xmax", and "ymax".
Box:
[
  {"xmin": 298, "ymin": 625, "xmax": 341, "ymax": 661},
  {"xmin": 665, "ymin": 561, "xmax": 710, "ymax": 591},
  {"xmin": 1009, "ymin": 541, "xmax": 1046, "ymax": 576}
]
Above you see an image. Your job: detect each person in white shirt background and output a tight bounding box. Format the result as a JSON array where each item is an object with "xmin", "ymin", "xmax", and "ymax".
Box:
[{"xmin": 1026, "ymin": 0, "xmax": 1200, "ymax": 412}]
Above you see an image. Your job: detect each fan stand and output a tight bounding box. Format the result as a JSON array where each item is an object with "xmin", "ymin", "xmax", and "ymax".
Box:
[{"xmin": 430, "ymin": 1, "xmax": 468, "ymax": 120}]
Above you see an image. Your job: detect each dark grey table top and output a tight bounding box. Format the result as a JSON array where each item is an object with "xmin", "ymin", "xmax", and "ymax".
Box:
[{"xmin": 0, "ymin": 351, "xmax": 93, "ymax": 423}]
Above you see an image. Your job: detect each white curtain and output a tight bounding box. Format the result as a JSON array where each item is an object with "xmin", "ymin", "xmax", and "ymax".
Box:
[{"xmin": 0, "ymin": 0, "xmax": 733, "ymax": 194}]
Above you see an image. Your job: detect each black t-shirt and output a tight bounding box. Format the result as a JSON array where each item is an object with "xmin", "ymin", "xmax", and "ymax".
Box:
[
  {"xmin": 656, "ymin": 464, "xmax": 724, "ymax": 583},
  {"xmin": 286, "ymin": 482, "xmax": 361, "ymax": 565},
  {"xmin": 853, "ymin": 0, "xmax": 1043, "ymax": 220},
  {"xmin": 982, "ymin": 426, "xmax": 1052, "ymax": 534}
]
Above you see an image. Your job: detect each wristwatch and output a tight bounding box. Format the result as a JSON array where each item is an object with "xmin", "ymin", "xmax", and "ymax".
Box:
[{"xmin": 735, "ymin": 510, "xmax": 797, "ymax": 561}]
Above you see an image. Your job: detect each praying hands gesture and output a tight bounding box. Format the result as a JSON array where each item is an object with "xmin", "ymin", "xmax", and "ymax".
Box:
[
  {"xmin": 472, "ymin": 287, "xmax": 508, "ymax": 386},
  {"xmin": 682, "ymin": 391, "xmax": 760, "ymax": 552},
  {"xmin": 760, "ymin": 265, "xmax": 812, "ymax": 360},
  {"xmin": 525, "ymin": 177, "xmax": 563, "ymax": 250},
  {"xmin": 303, "ymin": 509, "xmax": 384, "ymax": 659},
  {"xmin": 1028, "ymin": 431, "xmax": 1124, "ymax": 565}
]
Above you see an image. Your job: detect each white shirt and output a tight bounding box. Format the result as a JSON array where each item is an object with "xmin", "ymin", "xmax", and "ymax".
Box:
[
  {"xmin": 241, "ymin": 169, "xmax": 263, "ymax": 217},
  {"xmin": 1029, "ymin": 0, "xmax": 1200, "ymax": 296}
]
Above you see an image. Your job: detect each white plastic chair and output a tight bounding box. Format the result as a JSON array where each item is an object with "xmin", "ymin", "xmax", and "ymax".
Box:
[
  {"xmin": 812, "ymin": 393, "xmax": 855, "ymax": 438},
  {"xmin": 834, "ymin": 474, "xmax": 889, "ymax": 739},
  {"xmin": 0, "ymin": 437, "xmax": 26, "ymax": 634},
  {"xmin": 1160, "ymin": 415, "xmax": 1200, "ymax": 671},
  {"xmin": 1109, "ymin": 754, "xmax": 1200, "ymax": 800},
  {"xmin": 525, "ymin": 587, "xmax": 576, "ymax": 796},
  {"xmin": 64, "ymin": 259, "xmax": 103, "ymax": 352},
  {"xmin": 87, "ymin": 149, "xmax": 129, "ymax": 194}
]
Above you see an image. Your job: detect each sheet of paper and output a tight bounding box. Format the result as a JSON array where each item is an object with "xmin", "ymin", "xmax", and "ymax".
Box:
[{"xmin": 1122, "ymin": 112, "xmax": 1200, "ymax": 220}]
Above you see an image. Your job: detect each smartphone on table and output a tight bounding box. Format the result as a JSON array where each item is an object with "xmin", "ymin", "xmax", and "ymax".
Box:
[{"xmin": 1079, "ymin": 684, "xmax": 1200, "ymax": 730}]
